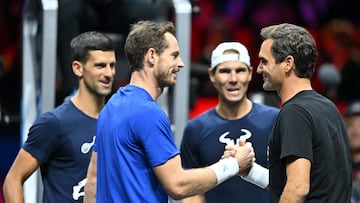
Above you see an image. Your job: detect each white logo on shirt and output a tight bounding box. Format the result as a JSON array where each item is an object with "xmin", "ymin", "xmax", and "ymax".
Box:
[
  {"xmin": 218, "ymin": 129, "xmax": 252, "ymax": 146},
  {"xmin": 81, "ymin": 136, "xmax": 95, "ymax": 154},
  {"xmin": 72, "ymin": 178, "xmax": 86, "ymax": 200}
]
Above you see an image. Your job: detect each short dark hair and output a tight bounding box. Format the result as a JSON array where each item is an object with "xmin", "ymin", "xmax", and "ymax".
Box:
[
  {"xmin": 260, "ymin": 23, "xmax": 318, "ymax": 78},
  {"xmin": 70, "ymin": 31, "xmax": 115, "ymax": 64},
  {"xmin": 124, "ymin": 20, "xmax": 176, "ymax": 72}
]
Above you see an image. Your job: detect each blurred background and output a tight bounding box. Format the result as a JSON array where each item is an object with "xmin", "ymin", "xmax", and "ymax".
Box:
[{"xmin": 1, "ymin": 0, "xmax": 360, "ymax": 201}]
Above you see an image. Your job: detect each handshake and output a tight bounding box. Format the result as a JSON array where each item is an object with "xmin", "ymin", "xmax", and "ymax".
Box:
[
  {"xmin": 221, "ymin": 138, "xmax": 255, "ymax": 176},
  {"xmin": 209, "ymin": 138, "xmax": 269, "ymax": 189}
]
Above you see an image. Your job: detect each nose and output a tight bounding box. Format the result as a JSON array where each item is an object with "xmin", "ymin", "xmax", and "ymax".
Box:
[
  {"xmin": 229, "ymin": 71, "xmax": 237, "ymax": 82},
  {"xmin": 178, "ymin": 57, "xmax": 185, "ymax": 69},
  {"xmin": 256, "ymin": 63, "xmax": 263, "ymax": 74},
  {"xmin": 105, "ymin": 64, "xmax": 116, "ymax": 78}
]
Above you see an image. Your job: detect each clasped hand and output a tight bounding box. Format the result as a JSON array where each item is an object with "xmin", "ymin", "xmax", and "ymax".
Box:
[{"xmin": 221, "ymin": 138, "xmax": 255, "ymax": 176}]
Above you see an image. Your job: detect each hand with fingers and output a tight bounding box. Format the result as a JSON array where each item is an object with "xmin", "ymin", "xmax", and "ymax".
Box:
[{"xmin": 222, "ymin": 138, "xmax": 255, "ymax": 176}]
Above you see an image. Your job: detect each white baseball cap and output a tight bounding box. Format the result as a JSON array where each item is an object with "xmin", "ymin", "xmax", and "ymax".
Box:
[{"xmin": 211, "ymin": 42, "xmax": 251, "ymax": 69}]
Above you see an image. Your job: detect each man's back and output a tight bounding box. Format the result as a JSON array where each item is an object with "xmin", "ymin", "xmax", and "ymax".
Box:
[{"xmin": 94, "ymin": 85, "xmax": 180, "ymax": 202}]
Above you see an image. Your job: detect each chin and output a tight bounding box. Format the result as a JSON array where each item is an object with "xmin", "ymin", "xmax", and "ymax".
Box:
[
  {"xmin": 263, "ymin": 83, "xmax": 274, "ymax": 91},
  {"xmin": 168, "ymin": 79, "xmax": 177, "ymax": 86},
  {"xmin": 99, "ymin": 89, "xmax": 112, "ymax": 96}
]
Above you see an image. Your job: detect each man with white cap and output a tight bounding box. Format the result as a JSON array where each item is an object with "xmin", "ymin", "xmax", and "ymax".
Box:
[
  {"xmin": 344, "ymin": 100, "xmax": 360, "ymax": 202},
  {"xmin": 180, "ymin": 42, "xmax": 279, "ymax": 203}
]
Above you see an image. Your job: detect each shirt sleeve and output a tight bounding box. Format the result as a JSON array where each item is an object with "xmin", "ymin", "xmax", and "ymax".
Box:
[
  {"xmin": 134, "ymin": 105, "xmax": 180, "ymax": 167},
  {"xmin": 23, "ymin": 112, "xmax": 63, "ymax": 162},
  {"xmin": 180, "ymin": 122, "xmax": 202, "ymax": 169},
  {"xmin": 278, "ymin": 104, "xmax": 313, "ymax": 163}
]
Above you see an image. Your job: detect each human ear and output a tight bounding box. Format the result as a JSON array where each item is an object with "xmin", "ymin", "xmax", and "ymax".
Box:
[{"xmin": 72, "ymin": 61, "xmax": 83, "ymax": 77}]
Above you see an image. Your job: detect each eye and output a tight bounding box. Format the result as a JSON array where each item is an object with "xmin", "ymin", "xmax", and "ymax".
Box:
[
  {"xmin": 218, "ymin": 68, "xmax": 231, "ymax": 74},
  {"xmin": 95, "ymin": 63, "xmax": 106, "ymax": 69},
  {"xmin": 259, "ymin": 59, "xmax": 267, "ymax": 66},
  {"xmin": 110, "ymin": 62, "xmax": 116, "ymax": 69},
  {"xmin": 236, "ymin": 67, "xmax": 248, "ymax": 73},
  {"xmin": 172, "ymin": 52, "xmax": 179, "ymax": 59}
]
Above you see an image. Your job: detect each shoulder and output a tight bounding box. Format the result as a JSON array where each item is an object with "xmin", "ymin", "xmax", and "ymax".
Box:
[
  {"xmin": 128, "ymin": 101, "xmax": 170, "ymax": 130},
  {"xmin": 186, "ymin": 108, "xmax": 217, "ymax": 125},
  {"xmin": 283, "ymin": 90, "xmax": 335, "ymax": 114},
  {"xmin": 252, "ymin": 103, "xmax": 280, "ymax": 116},
  {"xmin": 36, "ymin": 100, "xmax": 83, "ymax": 128},
  {"xmin": 141, "ymin": 101, "xmax": 167, "ymax": 118},
  {"xmin": 51, "ymin": 100, "xmax": 78, "ymax": 116},
  {"xmin": 183, "ymin": 108, "xmax": 221, "ymax": 138}
]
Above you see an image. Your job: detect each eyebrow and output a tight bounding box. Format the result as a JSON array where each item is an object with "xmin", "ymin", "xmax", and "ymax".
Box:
[
  {"xmin": 94, "ymin": 62, "xmax": 115, "ymax": 67},
  {"xmin": 258, "ymin": 56, "xmax": 267, "ymax": 62}
]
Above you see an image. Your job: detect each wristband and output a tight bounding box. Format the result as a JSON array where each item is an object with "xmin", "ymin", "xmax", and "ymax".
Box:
[
  {"xmin": 241, "ymin": 162, "xmax": 269, "ymax": 189},
  {"xmin": 208, "ymin": 157, "xmax": 239, "ymax": 185}
]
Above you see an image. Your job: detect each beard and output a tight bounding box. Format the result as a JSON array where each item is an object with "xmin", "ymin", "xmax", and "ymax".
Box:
[{"xmin": 157, "ymin": 72, "xmax": 176, "ymax": 88}]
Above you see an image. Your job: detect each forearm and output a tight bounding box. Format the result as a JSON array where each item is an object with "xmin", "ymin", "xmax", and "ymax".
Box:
[
  {"xmin": 279, "ymin": 184, "xmax": 307, "ymax": 203},
  {"xmin": 84, "ymin": 152, "xmax": 97, "ymax": 203},
  {"xmin": 241, "ymin": 162, "xmax": 269, "ymax": 189},
  {"xmin": 165, "ymin": 167, "xmax": 217, "ymax": 200},
  {"xmin": 182, "ymin": 194, "xmax": 205, "ymax": 203},
  {"xmin": 3, "ymin": 149, "xmax": 40, "ymax": 203},
  {"xmin": 184, "ymin": 158, "xmax": 238, "ymax": 197},
  {"xmin": 84, "ymin": 178, "xmax": 96, "ymax": 203},
  {"xmin": 280, "ymin": 157, "xmax": 310, "ymax": 202},
  {"xmin": 157, "ymin": 157, "xmax": 238, "ymax": 200}
]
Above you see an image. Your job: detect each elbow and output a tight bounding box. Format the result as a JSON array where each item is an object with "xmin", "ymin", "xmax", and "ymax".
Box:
[
  {"xmin": 292, "ymin": 183, "xmax": 310, "ymax": 199},
  {"xmin": 167, "ymin": 187, "xmax": 187, "ymax": 200},
  {"xmin": 281, "ymin": 182, "xmax": 310, "ymax": 202},
  {"xmin": 3, "ymin": 173, "xmax": 18, "ymax": 191},
  {"xmin": 165, "ymin": 181, "xmax": 190, "ymax": 200},
  {"xmin": 2, "ymin": 180, "xmax": 8, "ymax": 196},
  {"xmin": 3, "ymin": 174, "xmax": 22, "ymax": 201},
  {"xmin": 299, "ymin": 183, "xmax": 310, "ymax": 197}
]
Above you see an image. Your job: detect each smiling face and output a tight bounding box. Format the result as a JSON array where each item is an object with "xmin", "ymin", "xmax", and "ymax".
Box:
[
  {"xmin": 257, "ymin": 39, "xmax": 286, "ymax": 91},
  {"xmin": 155, "ymin": 32, "xmax": 184, "ymax": 88},
  {"xmin": 209, "ymin": 58, "xmax": 252, "ymax": 105},
  {"xmin": 74, "ymin": 50, "xmax": 116, "ymax": 97}
]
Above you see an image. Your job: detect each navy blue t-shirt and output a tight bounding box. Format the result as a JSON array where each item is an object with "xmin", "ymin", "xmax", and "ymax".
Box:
[
  {"xmin": 181, "ymin": 103, "xmax": 279, "ymax": 203},
  {"xmin": 23, "ymin": 100, "xmax": 96, "ymax": 202}
]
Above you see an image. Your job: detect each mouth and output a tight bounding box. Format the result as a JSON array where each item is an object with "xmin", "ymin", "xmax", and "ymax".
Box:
[
  {"xmin": 172, "ymin": 70, "xmax": 179, "ymax": 78},
  {"xmin": 173, "ymin": 68, "xmax": 180, "ymax": 74},
  {"xmin": 262, "ymin": 74, "xmax": 268, "ymax": 81},
  {"xmin": 99, "ymin": 80, "xmax": 113, "ymax": 88},
  {"xmin": 227, "ymin": 87, "xmax": 240, "ymax": 91},
  {"xmin": 226, "ymin": 87, "xmax": 241, "ymax": 95}
]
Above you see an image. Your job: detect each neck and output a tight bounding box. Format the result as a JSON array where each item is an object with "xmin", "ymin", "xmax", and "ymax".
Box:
[
  {"xmin": 71, "ymin": 89, "xmax": 105, "ymax": 119},
  {"xmin": 279, "ymin": 77, "xmax": 312, "ymax": 103},
  {"xmin": 130, "ymin": 70, "xmax": 163, "ymax": 101},
  {"xmin": 216, "ymin": 98, "xmax": 252, "ymax": 120}
]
